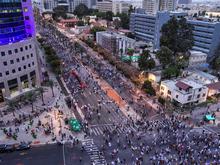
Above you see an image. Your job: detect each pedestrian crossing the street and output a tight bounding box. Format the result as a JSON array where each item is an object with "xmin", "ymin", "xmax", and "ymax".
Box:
[
  {"xmin": 82, "ymin": 138, "xmax": 107, "ymax": 165},
  {"xmin": 89, "ymin": 124, "xmax": 135, "ymax": 136}
]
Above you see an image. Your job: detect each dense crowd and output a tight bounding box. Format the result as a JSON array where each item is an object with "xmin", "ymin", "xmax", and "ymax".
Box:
[{"xmin": 38, "ymin": 21, "xmax": 220, "ymax": 165}]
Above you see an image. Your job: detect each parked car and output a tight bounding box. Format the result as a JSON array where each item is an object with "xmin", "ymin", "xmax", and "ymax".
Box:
[
  {"xmin": 0, "ymin": 144, "xmax": 6, "ymax": 153},
  {"xmin": 16, "ymin": 143, "xmax": 30, "ymax": 151}
]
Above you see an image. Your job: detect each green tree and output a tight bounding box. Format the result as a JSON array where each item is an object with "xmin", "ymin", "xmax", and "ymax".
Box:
[
  {"xmin": 48, "ymin": 80, "xmax": 55, "ymax": 97},
  {"xmin": 90, "ymin": 26, "xmax": 106, "ymax": 39},
  {"xmin": 7, "ymin": 100, "xmax": 17, "ymax": 112},
  {"xmin": 25, "ymin": 91, "xmax": 36, "ymax": 112},
  {"xmin": 37, "ymin": 87, "xmax": 45, "ymax": 105},
  {"xmin": 160, "ymin": 17, "xmax": 193, "ymax": 54},
  {"xmin": 156, "ymin": 46, "xmax": 173, "ymax": 68},
  {"xmin": 117, "ymin": 13, "xmax": 130, "ymax": 29},
  {"xmin": 74, "ymin": 3, "xmax": 89, "ymax": 17},
  {"xmin": 163, "ymin": 66, "xmax": 180, "ymax": 79},
  {"xmin": 105, "ymin": 11, "xmax": 113, "ymax": 21},
  {"xmin": 76, "ymin": 20, "xmax": 85, "ymax": 26},
  {"xmin": 128, "ymin": 5, "xmax": 135, "ymax": 14},
  {"xmin": 53, "ymin": 6, "xmax": 67, "ymax": 20},
  {"xmin": 138, "ymin": 50, "xmax": 155, "ymax": 70},
  {"xmin": 142, "ymin": 80, "xmax": 156, "ymax": 96},
  {"xmin": 211, "ymin": 43, "xmax": 220, "ymax": 70},
  {"xmin": 113, "ymin": 18, "xmax": 121, "ymax": 30}
]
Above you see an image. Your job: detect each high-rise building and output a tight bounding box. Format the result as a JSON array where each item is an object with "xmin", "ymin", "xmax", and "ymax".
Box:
[
  {"xmin": 130, "ymin": 10, "xmax": 220, "ymax": 60},
  {"xmin": 142, "ymin": 0, "xmax": 176, "ymax": 13},
  {"xmin": 96, "ymin": 0, "xmax": 113, "ymax": 12},
  {"xmin": 0, "ymin": 0, "xmax": 41, "ymax": 102}
]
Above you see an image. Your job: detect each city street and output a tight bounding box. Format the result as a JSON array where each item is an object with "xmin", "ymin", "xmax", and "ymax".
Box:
[
  {"xmin": 35, "ymin": 21, "xmax": 220, "ymax": 164},
  {"xmin": 1, "ymin": 144, "xmax": 90, "ymax": 165}
]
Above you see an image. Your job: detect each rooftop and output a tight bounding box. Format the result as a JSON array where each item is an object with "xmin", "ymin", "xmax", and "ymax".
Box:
[{"xmin": 207, "ymin": 82, "xmax": 220, "ymax": 90}]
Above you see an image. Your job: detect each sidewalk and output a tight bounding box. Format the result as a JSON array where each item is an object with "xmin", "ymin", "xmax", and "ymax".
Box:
[{"xmin": 0, "ymin": 70, "xmax": 85, "ymax": 145}]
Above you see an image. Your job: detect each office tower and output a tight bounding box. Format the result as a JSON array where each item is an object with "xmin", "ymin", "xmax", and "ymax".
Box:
[{"xmin": 0, "ymin": 0, "xmax": 41, "ymax": 102}]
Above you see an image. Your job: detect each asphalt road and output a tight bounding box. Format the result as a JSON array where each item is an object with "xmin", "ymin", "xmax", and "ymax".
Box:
[{"xmin": 0, "ymin": 144, "xmax": 90, "ymax": 165}]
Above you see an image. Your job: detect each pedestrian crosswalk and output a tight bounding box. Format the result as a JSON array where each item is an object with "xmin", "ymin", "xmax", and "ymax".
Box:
[
  {"xmin": 89, "ymin": 124, "xmax": 135, "ymax": 136},
  {"xmin": 82, "ymin": 138, "xmax": 107, "ymax": 165}
]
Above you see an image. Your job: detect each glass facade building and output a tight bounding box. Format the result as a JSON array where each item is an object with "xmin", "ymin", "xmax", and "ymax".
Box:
[
  {"xmin": 0, "ymin": 0, "xmax": 40, "ymax": 102},
  {"xmin": 0, "ymin": 0, "xmax": 35, "ymax": 45}
]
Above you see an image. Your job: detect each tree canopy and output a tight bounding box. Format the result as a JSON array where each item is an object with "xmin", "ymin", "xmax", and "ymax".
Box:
[
  {"xmin": 142, "ymin": 80, "xmax": 156, "ymax": 96},
  {"xmin": 156, "ymin": 46, "xmax": 173, "ymax": 68},
  {"xmin": 53, "ymin": 6, "xmax": 68, "ymax": 20},
  {"xmin": 74, "ymin": 3, "xmax": 89, "ymax": 17},
  {"xmin": 138, "ymin": 50, "xmax": 155, "ymax": 71},
  {"xmin": 90, "ymin": 26, "xmax": 106, "ymax": 39},
  {"xmin": 160, "ymin": 17, "xmax": 193, "ymax": 54}
]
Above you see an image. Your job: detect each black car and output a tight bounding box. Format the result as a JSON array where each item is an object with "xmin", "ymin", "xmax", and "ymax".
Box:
[
  {"xmin": 5, "ymin": 145, "xmax": 15, "ymax": 152},
  {"xmin": 0, "ymin": 144, "xmax": 6, "ymax": 153},
  {"xmin": 16, "ymin": 143, "xmax": 30, "ymax": 151}
]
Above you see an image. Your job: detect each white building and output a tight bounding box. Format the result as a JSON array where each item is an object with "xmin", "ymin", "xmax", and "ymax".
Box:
[
  {"xmin": 96, "ymin": 31, "xmax": 136, "ymax": 55},
  {"xmin": 188, "ymin": 50, "xmax": 207, "ymax": 67},
  {"xmin": 160, "ymin": 79, "xmax": 208, "ymax": 105},
  {"xmin": 112, "ymin": 0, "xmax": 131, "ymax": 14},
  {"xmin": 96, "ymin": 0, "xmax": 113, "ymax": 12},
  {"xmin": 183, "ymin": 69, "xmax": 218, "ymax": 85},
  {"xmin": 142, "ymin": 0, "xmax": 177, "ymax": 14}
]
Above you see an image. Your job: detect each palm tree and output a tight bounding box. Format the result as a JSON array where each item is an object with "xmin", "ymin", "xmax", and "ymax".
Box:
[
  {"xmin": 25, "ymin": 91, "xmax": 36, "ymax": 112},
  {"xmin": 37, "ymin": 87, "xmax": 45, "ymax": 105},
  {"xmin": 7, "ymin": 100, "xmax": 17, "ymax": 112},
  {"xmin": 48, "ymin": 79, "xmax": 55, "ymax": 97}
]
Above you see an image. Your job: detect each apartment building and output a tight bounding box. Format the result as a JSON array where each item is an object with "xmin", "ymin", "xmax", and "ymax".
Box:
[
  {"xmin": 160, "ymin": 79, "xmax": 208, "ymax": 106},
  {"xmin": 130, "ymin": 10, "xmax": 220, "ymax": 59},
  {"xmin": 96, "ymin": 0, "xmax": 113, "ymax": 12},
  {"xmin": 188, "ymin": 50, "xmax": 207, "ymax": 67},
  {"xmin": 96, "ymin": 31, "xmax": 136, "ymax": 55},
  {"xmin": 187, "ymin": 20, "xmax": 220, "ymax": 60},
  {"xmin": 142, "ymin": 0, "xmax": 177, "ymax": 14}
]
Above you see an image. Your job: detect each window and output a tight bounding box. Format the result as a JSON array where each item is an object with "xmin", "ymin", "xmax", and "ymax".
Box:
[
  {"xmin": 25, "ymin": 16, "xmax": 29, "ymax": 20},
  {"xmin": 22, "ymin": 56, "xmax": 25, "ymax": 61},
  {"xmin": 5, "ymin": 71, "xmax": 9, "ymax": 75},
  {"xmin": 28, "ymin": 64, "xmax": 31, "ymax": 67},
  {"xmin": 18, "ymin": 67, "xmax": 21, "ymax": 71},
  {"xmin": 32, "ymin": 62, "xmax": 34, "ymax": 65},
  {"xmin": 14, "ymin": 49, "xmax": 18, "ymax": 53},
  {"xmin": 3, "ymin": 61, "xmax": 7, "ymax": 66},
  {"xmin": 25, "ymin": 46, "xmax": 28, "ymax": 50},
  {"xmin": 27, "ymin": 55, "xmax": 29, "ymax": 59},
  {"xmin": 176, "ymin": 95, "xmax": 179, "ymax": 99},
  {"xmin": 1, "ymin": 52, "xmax": 5, "ymax": 56},
  {"xmin": 16, "ymin": 58, "xmax": 20, "ymax": 62},
  {"xmin": 0, "ymin": 73, "xmax": 2, "ymax": 77},
  {"xmin": 161, "ymin": 86, "xmax": 164, "ymax": 90},
  {"xmin": 10, "ymin": 60, "xmax": 14, "ymax": 64},
  {"xmin": 8, "ymin": 50, "xmax": 12, "ymax": 55},
  {"xmin": 29, "ymin": 44, "xmax": 32, "ymax": 49},
  {"xmin": 199, "ymin": 88, "xmax": 202, "ymax": 92},
  {"xmin": 24, "ymin": 7, "xmax": 28, "ymax": 12},
  {"xmin": 23, "ymin": 65, "xmax": 26, "ymax": 69},
  {"xmin": 197, "ymin": 94, "xmax": 200, "ymax": 98},
  {"xmin": 168, "ymin": 90, "xmax": 171, "ymax": 95},
  {"xmin": 12, "ymin": 69, "xmax": 16, "ymax": 73},
  {"xmin": 31, "ymin": 53, "xmax": 33, "ymax": 57},
  {"xmin": 187, "ymin": 95, "xmax": 192, "ymax": 101},
  {"xmin": 203, "ymin": 93, "xmax": 206, "ymax": 97},
  {"xmin": 20, "ymin": 47, "xmax": 23, "ymax": 52}
]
